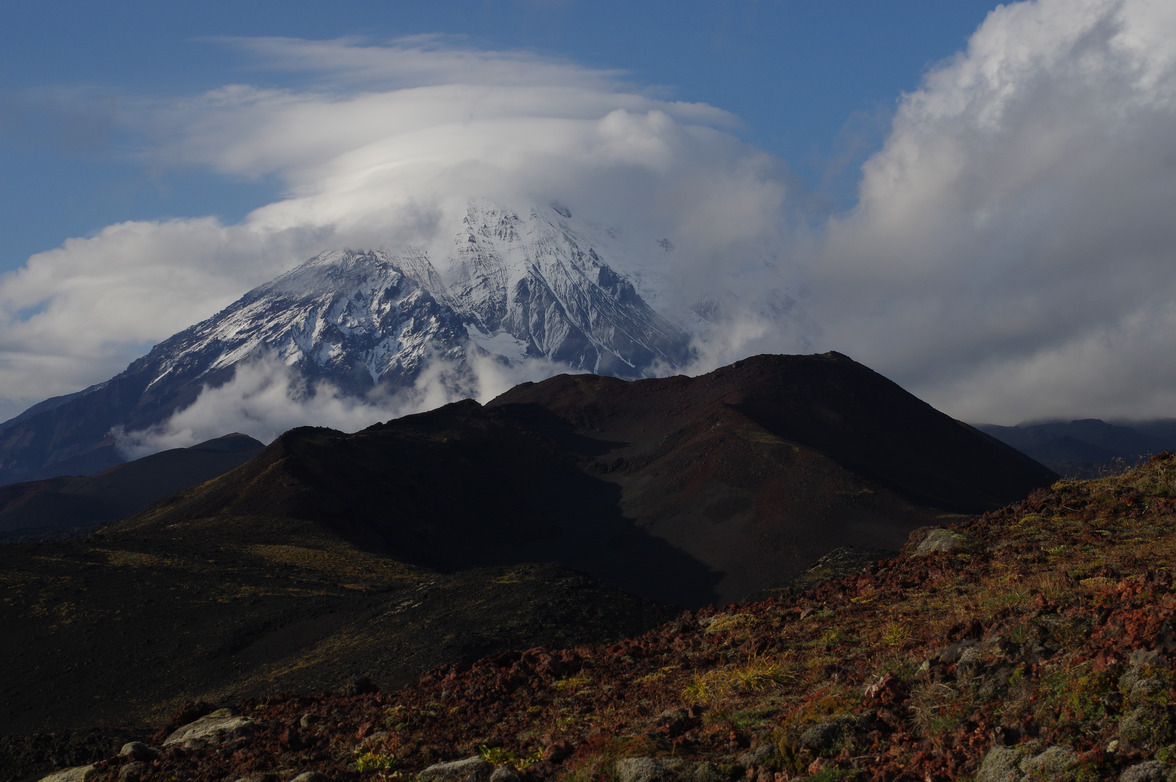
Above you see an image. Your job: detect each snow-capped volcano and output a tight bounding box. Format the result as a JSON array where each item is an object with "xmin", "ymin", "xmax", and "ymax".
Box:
[
  {"xmin": 152, "ymin": 247, "xmax": 471, "ymax": 397},
  {"xmin": 145, "ymin": 201, "xmax": 693, "ymax": 399},
  {"xmin": 0, "ymin": 200, "xmax": 720, "ymax": 484},
  {"xmin": 417, "ymin": 200, "xmax": 692, "ymax": 374}
]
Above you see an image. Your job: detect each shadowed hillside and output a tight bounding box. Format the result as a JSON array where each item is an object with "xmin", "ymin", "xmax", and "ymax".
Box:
[{"xmin": 0, "ymin": 353, "xmax": 1056, "ymax": 772}]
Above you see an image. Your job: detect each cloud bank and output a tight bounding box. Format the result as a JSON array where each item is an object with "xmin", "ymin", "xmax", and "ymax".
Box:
[
  {"xmin": 7, "ymin": 0, "xmax": 1176, "ymax": 446},
  {"xmin": 806, "ymin": 0, "xmax": 1176, "ymax": 423},
  {"xmin": 113, "ymin": 349, "xmax": 582, "ymax": 459}
]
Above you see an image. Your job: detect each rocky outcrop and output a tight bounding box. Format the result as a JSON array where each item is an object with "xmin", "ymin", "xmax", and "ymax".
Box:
[
  {"xmin": 977, "ymin": 744, "xmax": 1083, "ymax": 782},
  {"xmin": 1119, "ymin": 760, "xmax": 1174, "ymax": 782},
  {"xmin": 162, "ymin": 708, "xmax": 253, "ymax": 748},
  {"xmin": 613, "ymin": 758, "xmax": 729, "ymax": 782},
  {"xmin": 417, "ymin": 756, "xmax": 493, "ymax": 782},
  {"xmin": 912, "ymin": 526, "xmax": 974, "ymax": 555}
]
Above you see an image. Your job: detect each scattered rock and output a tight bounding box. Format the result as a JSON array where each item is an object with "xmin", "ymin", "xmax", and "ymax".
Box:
[
  {"xmin": 979, "ymin": 667, "xmax": 1015, "ymax": 702},
  {"xmin": 976, "ymin": 745, "xmax": 1027, "ymax": 782},
  {"xmin": 799, "ymin": 722, "xmax": 843, "ymax": 755},
  {"xmin": 684, "ymin": 762, "xmax": 730, "ymax": 782},
  {"xmin": 1120, "ymin": 760, "xmax": 1171, "ymax": 782},
  {"xmin": 37, "ymin": 766, "xmax": 97, "ymax": 782},
  {"xmin": 1131, "ymin": 678, "xmax": 1165, "ymax": 701},
  {"xmin": 913, "ymin": 527, "xmax": 973, "ymax": 556},
  {"xmin": 614, "ymin": 757, "xmax": 684, "ymax": 782},
  {"xmin": 162, "ymin": 708, "xmax": 254, "ymax": 747},
  {"xmin": 1131, "ymin": 649, "xmax": 1163, "ymax": 668},
  {"xmin": 489, "ymin": 766, "xmax": 520, "ymax": 782},
  {"xmin": 737, "ymin": 744, "xmax": 780, "ymax": 769},
  {"xmin": 612, "ymin": 758, "xmax": 726, "ymax": 782},
  {"xmin": 1120, "ymin": 705, "xmax": 1176, "ymax": 750},
  {"xmin": 417, "ymin": 756, "xmax": 493, "ymax": 782},
  {"xmin": 117, "ymin": 761, "xmax": 148, "ymax": 782},
  {"xmin": 118, "ymin": 741, "xmax": 159, "ymax": 761},
  {"xmin": 289, "ymin": 773, "xmax": 330, "ymax": 782},
  {"xmin": 936, "ymin": 638, "xmax": 978, "ymax": 665},
  {"xmin": 1019, "ymin": 745, "xmax": 1080, "ymax": 779}
]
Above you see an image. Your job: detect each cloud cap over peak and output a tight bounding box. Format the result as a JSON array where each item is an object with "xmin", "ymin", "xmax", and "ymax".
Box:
[{"xmin": 0, "ymin": 35, "xmax": 801, "ymax": 423}]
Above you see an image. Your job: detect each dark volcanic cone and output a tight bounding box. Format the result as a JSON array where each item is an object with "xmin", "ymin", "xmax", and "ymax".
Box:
[{"xmin": 120, "ymin": 352, "xmax": 1054, "ymax": 606}]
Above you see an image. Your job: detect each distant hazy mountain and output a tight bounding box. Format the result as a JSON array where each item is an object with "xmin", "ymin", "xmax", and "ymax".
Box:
[
  {"xmin": 1, "ymin": 201, "xmax": 801, "ymax": 486},
  {"xmin": 0, "ymin": 433, "xmax": 263, "ymax": 541},
  {"xmin": 977, "ymin": 418, "xmax": 1176, "ymax": 476}
]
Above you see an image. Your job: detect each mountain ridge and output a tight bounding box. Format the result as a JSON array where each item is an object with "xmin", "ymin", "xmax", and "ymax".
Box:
[
  {"xmin": 114, "ymin": 352, "xmax": 1054, "ymax": 606},
  {"xmin": 0, "ymin": 200, "xmax": 745, "ymax": 486},
  {"xmin": 978, "ymin": 418, "xmax": 1176, "ymax": 477},
  {"xmin": 0, "ymin": 352, "xmax": 1054, "ymax": 758},
  {"xmin": 0, "ymin": 433, "xmax": 264, "ymax": 541}
]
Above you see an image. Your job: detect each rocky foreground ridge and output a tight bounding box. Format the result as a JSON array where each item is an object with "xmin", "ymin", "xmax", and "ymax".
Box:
[{"xmin": 21, "ymin": 453, "xmax": 1176, "ymax": 781}]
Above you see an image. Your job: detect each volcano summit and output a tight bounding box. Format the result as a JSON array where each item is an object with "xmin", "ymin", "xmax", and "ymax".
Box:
[{"xmin": 0, "ymin": 200, "xmax": 806, "ymax": 485}]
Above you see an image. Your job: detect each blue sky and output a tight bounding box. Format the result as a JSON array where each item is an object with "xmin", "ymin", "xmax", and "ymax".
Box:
[
  {"xmin": 3, "ymin": 0, "xmax": 1176, "ymax": 430},
  {"xmin": 0, "ymin": 0, "xmax": 996, "ymax": 276}
]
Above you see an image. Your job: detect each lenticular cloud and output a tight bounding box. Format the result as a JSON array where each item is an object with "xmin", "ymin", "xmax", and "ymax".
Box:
[{"xmin": 0, "ymin": 36, "xmax": 798, "ymax": 422}]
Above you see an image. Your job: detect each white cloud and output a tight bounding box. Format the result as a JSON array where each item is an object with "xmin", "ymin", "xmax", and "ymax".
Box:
[
  {"xmin": 11, "ymin": 1, "xmax": 1176, "ymax": 437},
  {"xmin": 0, "ymin": 36, "xmax": 800, "ymax": 423},
  {"xmin": 212, "ymin": 35, "xmax": 629, "ymax": 90},
  {"xmin": 0, "ymin": 218, "xmax": 327, "ymax": 417},
  {"xmin": 112, "ymin": 355, "xmax": 435, "ymax": 456},
  {"xmin": 113, "ymin": 346, "xmax": 584, "ymax": 455},
  {"xmin": 807, "ymin": 0, "xmax": 1176, "ymax": 423}
]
